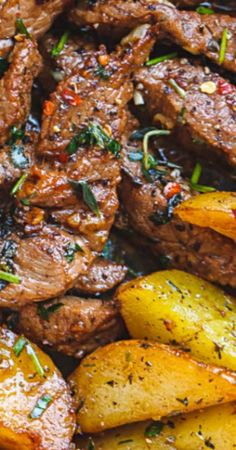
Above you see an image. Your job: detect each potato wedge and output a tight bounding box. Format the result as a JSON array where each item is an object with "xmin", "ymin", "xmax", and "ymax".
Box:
[
  {"xmin": 76, "ymin": 402, "xmax": 236, "ymax": 449},
  {"xmin": 0, "ymin": 327, "xmax": 75, "ymax": 450},
  {"xmin": 116, "ymin": 270, "xmax": 236, "ymax": 370},
  {"xmin": 69, "ymin": 340, "xmax": 236, "ymax": 433},
  {"xmin": 174, "ymin": 191, "xmax": 236, "ymax": 241}
]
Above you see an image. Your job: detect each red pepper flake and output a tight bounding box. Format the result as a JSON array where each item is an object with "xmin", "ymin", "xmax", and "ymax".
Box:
[
  {"xmin": 43, "ymin": 100, "xmax": 55, "ymax": 116},
  {"xmin": 61, "ymin": 88, "xmax": 82, "ymax": 106},
  {"xmin": 59, "ymin": 152, "xmax": 69, "ymax": 164},
  {"xmin": 164, "ymin": 182, "xmax": 181, "ymax": 200},
  {"xmin": 232, "ymin": 209, "xmax": 236, "ymax": 219},
  {"xmin": 217, "ymin": 79, "xmax": 234, "ymax": 96}
]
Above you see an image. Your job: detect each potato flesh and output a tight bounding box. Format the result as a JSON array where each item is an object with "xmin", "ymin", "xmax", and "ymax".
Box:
[
  {"xmin": 70, "ymin": 340, "xmax": 236, "ymax": 433},
  {"xmin": 0, "ymin": 327, "xmax": 75, "ymax": 450},
  {"xmin": 76, "ymin": 402, "xmax": 236, "ymax": 450},
  {"xmin": 117, "ymin": 270, "xmax": 236, "ymax": 370},
  {"xmin": 174, "ymin": 191, "xmax": 236, "ymax": 241}
]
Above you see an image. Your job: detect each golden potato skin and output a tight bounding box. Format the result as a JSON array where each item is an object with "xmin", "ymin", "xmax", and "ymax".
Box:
[
  {"xmin": 76, "ymin": 402, "xmax": 236, "ymax": 450},
  {"xmin": 0, "ymin": 327, "xmax": 75, "ymax": 450},
  {"xmin": 175, "ymin": 191, "xmax": 236, "ymax": 241},
  {"xmin": 117, "ymin": 270, "xmax": 236, "ymax": 371},
  {"xmin": 69, "ymin": 340, "xmax": 236, "ymax": 433}
]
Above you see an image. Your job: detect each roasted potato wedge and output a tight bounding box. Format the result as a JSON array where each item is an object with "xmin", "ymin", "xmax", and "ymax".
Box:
[
  {"xmin": 69, "ymin": 340, "xmax": 236, "ymax": 433},
  {"xmin": 0, "ymin": 327, "xmax": 75, "ymax": 450},
  {"xmin": 175, "ymin": 191, "xmax": 236, "ymax": 241},
  {"xmin": 117, "ymin": 270, "xmax": 236, "ymax": 370},
  {"xmin": 76, "ymin": 402, "xmax": 236, "ymax": 449}
]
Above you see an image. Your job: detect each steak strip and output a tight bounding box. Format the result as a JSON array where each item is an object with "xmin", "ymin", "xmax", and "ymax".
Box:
[
  {"xmin": 69, "ymin": 0, "xmax": 236, "ymax": 73},
  {"xmin": 119, "ymin": 114, "xmax": 236, "ymax": 288},
  {"xmin": 134, "ymin": 58, "xmax": 236, "ymax": 167}
]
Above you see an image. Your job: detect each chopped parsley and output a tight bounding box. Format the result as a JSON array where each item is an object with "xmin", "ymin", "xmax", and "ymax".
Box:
[
  {"xmin": 196, "ymin": 6, "xmax": 214, "ymax": 15},
  {"xmin": 66, "ymin": 123, "xmax": 121, "ymax": 157},
  {"xmin": 95, "ymin": 64, "xmax": 111, "ymax": 80},
  {"xmin": 37, "ymin": 302, "xmax": 63, "ymax": 321},
  {"xmin": 64, "ymin": 242, "xmax": 83, "ymax": 263},
  {"xmin": 15, "ymin": 18, "xmax": 31, "ymax": 39},
  {"xmin": 8, "ymin": 125, "xmax": 25, "ymax": 146},
  {"xmin": 118, "ymin": 439, "xmax": 134, "ymax": 445},
  {"xmin": 78, "ymin": 123, "xmax": 121, "ymax": 157},
  {"xmin": 146, "ymin": 52, "xmax": 178, "ymax": 66},
  {"xmin": 51, "ymin": 31, "xmax": 69, "ymax": 57},
  {"xmin": 66, "ymin": 134, "xmax": 80, "ymax": 155},
  {"xmin": 70, "ymin": 180, "xmax": 101, "ymax": 217},
  {"xmin": 30, "ymin": 394, "xmax": 52, "ymax": 419},
  {"xmin": 145, "ymin": 421, "xmax": 164, "ymax": 437},
  {"xmin": 219, "ymin": 28, "xmax": 229, "ymax": 65}
]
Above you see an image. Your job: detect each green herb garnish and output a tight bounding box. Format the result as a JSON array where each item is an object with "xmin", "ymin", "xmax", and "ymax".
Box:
[
  {"xmin": 37, "ymin": 302, "xmax": 63, "ymax": 321},
  {"xmin": 64, "ymin": 242, "xmax": 83, "ymax": 263},
  {"xmin": 8, "ymin": 125, "xmax": 25, "ymax": 146},
  {"xmin": 219, "ymin": 28, "xmax": 229, "ymax": 65},
  {"xmin": 26, "ymin": 344, "xmax": 45, "ymax": 377},
  {"xmin": 13, "ymin": 336, "xmax": 27, "ymax": 357},
  {"xmin": 71, "ymin": 180, "xmax": 100, "ymax": 217},
  {"xmin": 79, "ymin": 123, "xmax": 121, "ymax": 157},
  {"xmin": 16, "ymin": 18, "xmax": 31, "ymax": 38},
  {"xmin": 87, "ymin": 437, "xmax": 95, "ymax": 450},
  {"xmin": 168, "ymin": 78, "xmax": 186, "ymax": 98},
  {"xmin": 30, "ymin": 394, "xmax": 52, "ymax": 419},
  {"xmin": 145, "ymin": 421, "xmax": 164, "ymax": 437},
  {"xmin": 51, "ymin": 31, "xmax": 69, "ymax": 57},
  {"xmin": 14, "ymin": 337, "xmax": 44, "ymax": 377},
  {"xmin": 146, "ymin": 52, "xmax": 178, "ymax": 66},
  {"xmin": 190, "ymin": 163, "xmax": 216, "ymax": 193},
  {"xmin": 66, "ymin": 134, "xmax": 80, "ymax": 155},
  {"xmin": 118, "ymin": 439, "xmax": 134, "ymax": 445},
  {"xmin": 11, "ymin": 173, "xmax": 28, "ymax": 195},
  {"xmin": 95, "ymin": 64, "xmax": 111, "ymax": 80},
  {"xmin": 143, "ymin": 129, "xmax": 171, "ymax": 170},
  {"xmin": 196, "ymin": 6, "xmax": 214, "ymax": 15},
  {"xmin": 0, "ymin": 270, "xmax": 21, "ymax": 284}
]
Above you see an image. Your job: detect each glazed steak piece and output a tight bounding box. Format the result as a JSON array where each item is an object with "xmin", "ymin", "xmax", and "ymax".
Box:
[
  {"xmin": 0, "ymin": 26, "xmax": 154, "ymax": 307},
  {"xmin": 0, "ymin": 0, "xmax": 70, "ymax": 40},
  {"xmin": 75, "ymin": 257, "xmax": 127, "ymax": 295},
  {"xmin": 134, "ymin": 59, "xmax": 236, "ymax": 167},
  {"xmin": 0, "ymin": 225, "xmax": 92, "ymax": 308},
  {"xmin": 39, "ymin": 31, "xmax": 96, "ymax": 91},
  {"xmin": 118, "ymin": 115, "xmax": 236, "ymax": 288},
  {"xmin": 16, "ymin": 296, "xmax": 125, "ymax": 358},
  {"xmin": 70, "ymin": 1, "xmax": 236, "ymax": 73},
  {"xmin": 0, "ymin": 37, "xmax": 42, "ymax": 146},
  {"xmin": 16, "ymin": 25, "xmax": 155, "ymax": 255}
]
